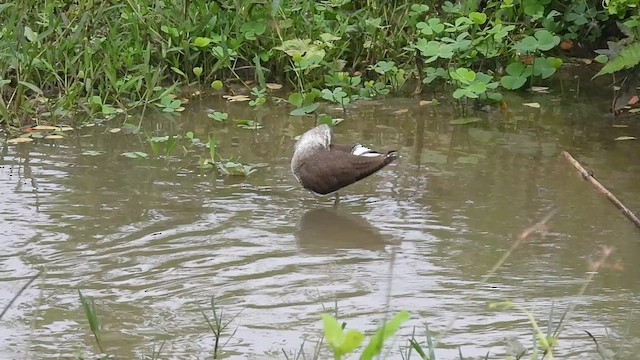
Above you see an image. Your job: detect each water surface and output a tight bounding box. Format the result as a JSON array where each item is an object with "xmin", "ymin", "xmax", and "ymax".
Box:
[{"xmin": 1, "ymin": 87, "xmax": 639, "ymax": 359}]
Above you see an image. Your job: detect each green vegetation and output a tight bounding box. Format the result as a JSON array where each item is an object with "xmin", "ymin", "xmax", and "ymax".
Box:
[{"xmin": 1, "ymin": 0, "xmax": 640, "ymax": 129}]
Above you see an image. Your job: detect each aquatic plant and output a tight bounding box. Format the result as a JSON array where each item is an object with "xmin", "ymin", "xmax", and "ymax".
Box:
[{"xmin": 0, "ymin": 0, "xmax": 635, "ymax": 125}]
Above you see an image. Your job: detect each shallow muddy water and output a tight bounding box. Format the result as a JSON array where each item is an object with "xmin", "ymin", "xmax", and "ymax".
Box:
[{"xmin": 1, "ymin": 86, "xmax": 639, "ymax": 359}]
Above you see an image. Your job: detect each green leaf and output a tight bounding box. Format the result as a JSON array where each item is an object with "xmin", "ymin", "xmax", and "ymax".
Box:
[
  {"xmin": 288, "ymin": 92, "xmax": 303, "ymax": 107},
  {"xmin": 192, "ymin": 37, "xmax": 212, "ymax": 47},
  {"xmin": 322, "ymin": 314, "xmax": 364, "ymax": 357},
  {"xmin": 193, "ymin": 67, "xmax": 203, "ymax": 77},
  {"xmin": 468, "ymin": 81, "xmax": 487, "ymax": 94},
  {"xmin": 121, "ymin": 151, "xmax": 148, "ymax": 159},
  {"xmin": 501, "ymin": 75, "xmax": 528, "ymax": 90},
  {"xmin": 18, "ymin": 80, "xmax": 43, "ymax": 95},
  {"xmin": 594, "ymin": 54, "xmax": 608, "ymax": 64},
  {"xmin": 469, "ymin": 12, "xmax": 487, "ymax": 24},
  {"xmin": 505, "ymin": 62, "xmax": 526, "ymax": 76},
  {"xmin": 24, "ymin": 26, "xmax": 38, "ymax": 43},
  {"xmin": 546, "ymin": 56, "xmax": 563, "ymax": 69},
  {"xmin": 290, "ymin": 103, "xmax": 319, "ymax": 115},
  {"xmin": 360, "ymin": 311, "xmax": 410, "ymax": 360},
  {"xmin": 211, "ymin": 80, "xmax": 224, "ymax": 90},
  {"xmin": 235, "ymin": 120, "xmax": 263, "ymax": 129},
  {"xmin": 514, "ymin": 36, "xmax": 538, "ymax": 54},
  {"xmin": 532, "ymin": 58, "xmax": 556, "ymax": 79},
  {"xmin": 594, "ymin": 43, "xmax": 640, "ymax": 78},
  {"xmin": 453, "ymin": 88, "xmax": 467, "ymax": 99},
  {"xmin": 534, "ymin": 30, "xmax": 560, "ymax": 51},
  {"xmin": 171, "ymin": 67, "xmax": 187, "ymax": 78}
]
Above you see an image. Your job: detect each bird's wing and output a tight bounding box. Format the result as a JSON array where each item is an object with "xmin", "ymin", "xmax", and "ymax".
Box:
[{"xmin": 296, "ymin": 149, "xmax": 395, "ymax": 195}]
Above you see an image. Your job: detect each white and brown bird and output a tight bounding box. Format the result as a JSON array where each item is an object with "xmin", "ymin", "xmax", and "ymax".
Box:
[{"xmin": 291, "ymin": 124, "xmax": 398, "ymax": 202}]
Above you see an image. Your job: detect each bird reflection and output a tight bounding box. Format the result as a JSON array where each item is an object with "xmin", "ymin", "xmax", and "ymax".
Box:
[{"xmin": 294, "ymin": 207, "xmax": 388, "ymax": 254}]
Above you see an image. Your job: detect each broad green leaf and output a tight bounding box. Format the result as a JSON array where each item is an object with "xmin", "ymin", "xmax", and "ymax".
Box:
[
  {"xmin": 594, "ymin": 43, "xmax": 640, "ymax": 78},
  {"xmin": 288, "ymin": 92, "xmax": 303, "ymax": 107},
  {"xmin": 456, "ymin": 68, "xmax": 476, "ymax": 83},
  {"xmin": 360, "ymin": 311, "xmax": 410, "ymax": 360},
  {"xmin": 594, "ymin": 54, "xmax": 608, "ymax": 64},
  {"xmin": 453, "ymin": 88, "xmax": 466, "ymax": 99},
  {"xmin": 514, "ymin": 36, "xmax": 538, "ymax": 54},
  {"xmin": 290, "ymin": 102, "xmax": 319, "ymax": 115},
  {"xmin": 192, "ymin": 37, "xmax": 212, "ymax": 47},
  {"xmin": 531, "ymin": 58, "xmax": 556, "ymax": 79},
  {"xmin": 468, "ymin": 81, "xmax": 487, "ymax": 94},
  {"xmin": 501, "ymin": 75, "xmax": 527, "ymax": 90},
  {"xmin": 24, "ymin": 26, "xmax": 38, "ymax": 43},
  {"xmin": 506, "ymin": 62, "xmax": 526, "ymax": 76},
  {"xmin": 535, "ymin": 30, "xmax": 560, "ymax": 51},
  {"xmin": 321, "ymin": 314, "xmax": 364, "ymax": 357},
  {"xmin": 211, "ymin": 80, "xmax": 224, "ymax": 90},
  {"xmin": 469, "ymin": 12, "xmax": 487, "ymax": 24}
]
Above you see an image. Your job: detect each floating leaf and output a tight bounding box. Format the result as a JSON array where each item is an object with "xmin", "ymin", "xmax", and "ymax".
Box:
[
  {"xmin": 7, "ymin": 137, "xmax": 34, "ymax": 144},
  {"xmin": 121, "ymin": 152, "xmax": 148, "ymax": 159},
  {"xmin": 523, "ymin": 102, "xmax": 541, "ymax": 108},
  {"xmin": 45, "ymin": 135, "xmax": 64, "ymax": 140},
  {"xmin": 81, "ymin": 151, "xmax": 104, "ymax": 156},
  {"xmin": 614, "ymin": 136, "xmax": 636, "ymax": 141},
  {"xmin": 109, "ymin": 128, "xmax": 121, "ymax": 133},
  {"xmin": 419, "ymin": 100, "xmax": 433, "ymax": 106},
  {"xmin": 235, "ymin": 120, "xmax": 263, "ymax": 129},
  {"xmin": 629, "ymin": 108, "xmax": 640, "ymax": 113},
  {"xmin": 393, "ymin": 108, "xmax": 409, "ymax": 114},
  {"xmin": 612, "ymin": 124, "xmax": 629, "ymax": 127}
]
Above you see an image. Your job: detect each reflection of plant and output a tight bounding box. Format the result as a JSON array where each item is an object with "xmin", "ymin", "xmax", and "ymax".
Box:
[
  {"xmin": 208, "ymin": 111, "xmax": 228, "ymax": 122},
  {"xmin": 147, "ymin": 134, "xmax": 179, "ymax": 157},
  {"xmin": 197, "ymin": 134, "xmax": 257, "ymax": 176}
]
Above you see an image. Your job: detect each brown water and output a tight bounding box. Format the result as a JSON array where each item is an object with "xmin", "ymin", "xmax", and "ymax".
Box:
[{"xmin": 1, "ymin": 88, "xmax": 639, "ymax": 359}]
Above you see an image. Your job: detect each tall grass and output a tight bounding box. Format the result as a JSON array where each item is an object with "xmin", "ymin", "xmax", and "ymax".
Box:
[{"xmin": 0, "ymin": 0, "xmax": 629, "ymax": 125}]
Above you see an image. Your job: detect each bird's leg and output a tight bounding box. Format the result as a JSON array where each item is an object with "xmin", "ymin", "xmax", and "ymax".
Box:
[{"xmin": 333, "ymin": 193, "xmax": 341, "ymax": 207}]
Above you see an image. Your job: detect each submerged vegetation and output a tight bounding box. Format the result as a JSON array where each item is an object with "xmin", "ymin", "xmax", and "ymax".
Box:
[{"xmin": 1, "ymin": 0, "xmax": 640, "ymax": 128}]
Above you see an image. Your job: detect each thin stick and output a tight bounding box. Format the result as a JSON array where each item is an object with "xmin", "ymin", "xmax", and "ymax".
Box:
[{"xmin": 562, "ymin": 151, "xmax": 640, "ymax": 229}]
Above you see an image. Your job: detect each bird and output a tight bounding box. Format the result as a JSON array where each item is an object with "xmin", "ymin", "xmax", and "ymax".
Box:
[{"xmin": 291, "ymin": 124, "xmax": 398, "ymax": 203}]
